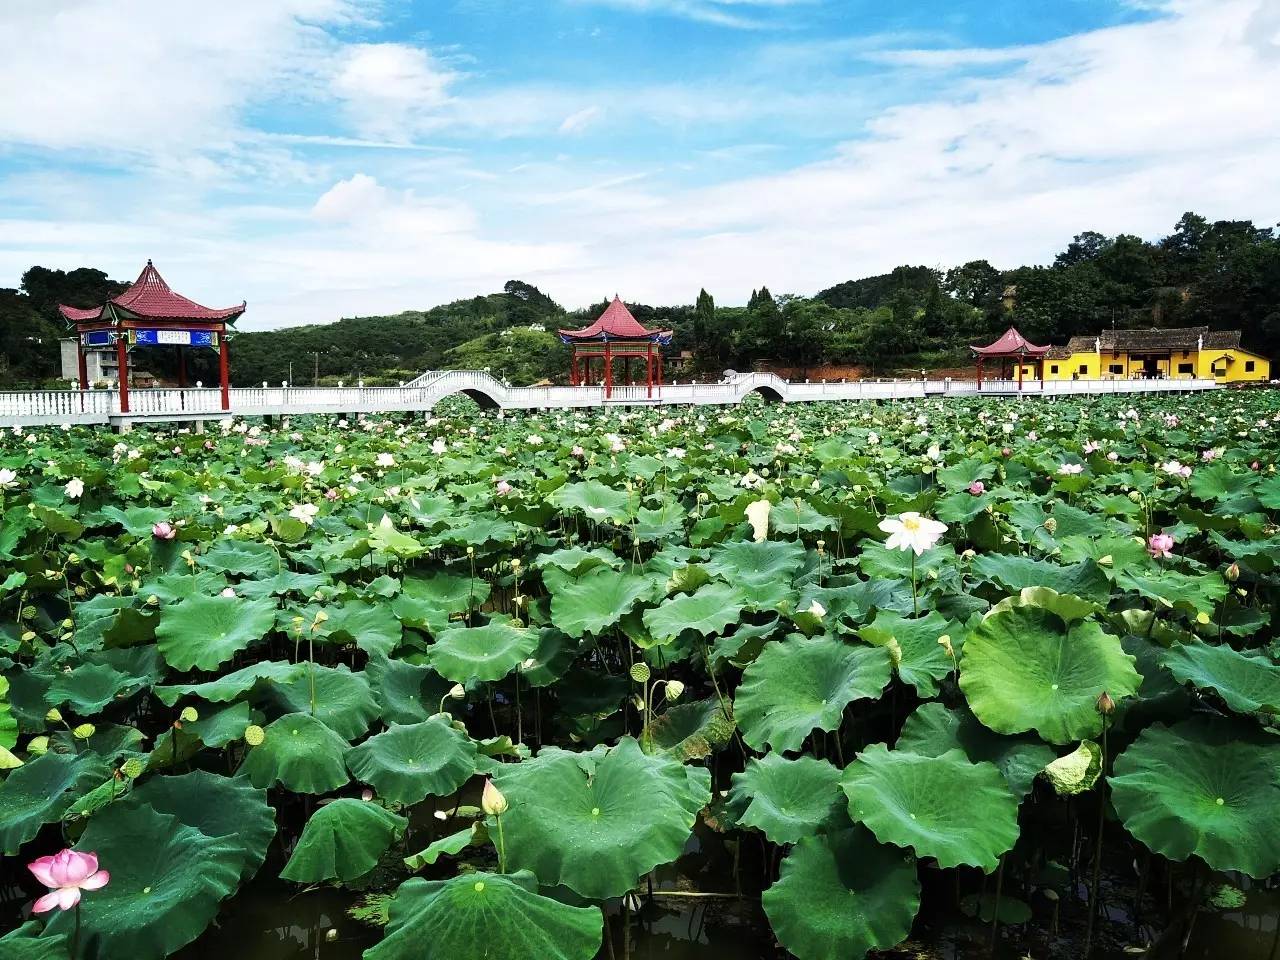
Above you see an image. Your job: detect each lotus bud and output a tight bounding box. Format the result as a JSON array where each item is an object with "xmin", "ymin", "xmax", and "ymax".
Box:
[
  {"xmin": 510, "ymin": 558, "xmax": 521, "ymax": 571},
  {"xmin": 481, "ymin": 779, "xmax": 509, "ymax": 816},
  {"xmin": 45, "ymin": 708, "xmax": 63, "ymax": 724},
  {"xmin": 27, "ymin": 736, "xmax": 49, "ymax": 756},
  {"xmin": 72, "ymin": 723, "xmax": 95, "ymax": 740},
  {"xmin": 60, "ymin": 618, "xmax": 73, "ymax": 630},
  {"xmin": 448, "ymin": 683, "xmax": 466, "ymax": 701},
  {"xmin": 1128, "ymin": 490, "xmax": 1142, "ymax": 503},
  {"xmin": 1043, "ymin": 517, "xmax": 1058, "ymax": 535},
  {"xmin": 122, "ymin": 757, "xmax": 145, "ymax": 779},
  {"xmin": 886, "ymin": 638, "xmax": 903, "ymax": 668},
  {"xmin": 937, "ymin": 635, "xmax": 954, "ymax": 658},
  {"xmin": 146, "ymin": 594, "xmax": 160, "ymax": 607},
  {"xmin": 326, "ymin": 929, "xmax": 339, "ymax": 943},
  {"xmin": 631, "ymin": 695, "xmax": 645, "ymax": 711},
  {"xmin": 1098, "ymin": 555, "xmax": 1113, "ymax": 567},
  {"xmin": 180, "ymin": 706, "xmax": 199, "ymax": 723},
  {"xmin": 665, "ymin": 680, "xmax": 686, "ymax": 701},
  {"xmin": 466, "ymin": 545, "xmax": 475, "ymax": 556},
  {"xmin": 1096, "ymin": 691, "xmax": 1116, "ymax": 716},
  {"xmin": 1225, "ymin": 562, "xmax": 1240, "ymax": 582},
  {"xmin": 630, "ymin": 662, "xmax": 651, "ymax": 684},
  {"xmin": 244, "ymin": 724, "xmax": 266, "ymax": 746}
]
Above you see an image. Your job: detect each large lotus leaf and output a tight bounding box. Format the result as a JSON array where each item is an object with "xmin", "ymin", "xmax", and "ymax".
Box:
[
  {"xmin": 235, "ymin": 569, "xmax": 330, "ymax": 600},
  {"xmin": 200, "ymin": 539, "xmax": 283, "ymax": 577},
  {"xmin": 548, "ymin": 568, "xmax": 663, "ymax": 638},
  {"xmin": 551, "ymin": 480, "xmax": 634, "ymax": 524},
  {"xmin": 1161, "ymin": 641, "xmax": 1280, "ymax": 717},
  {"xmin": 281, "ymin": 798, "xmax": 407, "ymax": 883},
  {"xmin": 428, "ymin": 619, "xmax": 539, "ymax": 683},
  {"xmin": 181, "ymin": 699, "xmax": 257, "ymax": 748},
  {"xmin": 643, "ymin": 582, "xmax": 747, "ymax": 644},
  {"xmin": 971, "ymin": 554, "xmax": 1109, "ymax": 601},
  {"xmin": 648, "ymin": 698, "xmax": 736, "ymax": 761},
  {"xmin": 1, "ymin": 922, "xmax": 67, "ymax": 960},
  {"xmin": 842, "ymin": 744, "xmax": 1020, "ymax": 872},
  {"xmin": 959, "ymin": 605, "xmax": 1140, "ymax": 744},
  {"xmin": 1117, "ymin": 568, "xmax": 1228, "ymax": 619},
  {"xmin": 0, "ymin": 751, "xmax": 110, "ymax": 854},
  {"xmin": 736, "ymin": 636, "xmax": 892, "ymax": 753},
  {"xmin": 728, "ymin": 753, "xmax": 843, "ymax": 844},
  {"xmin": 136, "ymin": 571, "xmax": 230, "ymax": 604},
  {"xmin": 705, "ymin": 539, "xmax": 805, "ymax": 608},
  {"xmin": 126, "ymin": 770, "xmax": 276, "ymax": 880},
  {"xmin": 154, "ymin": 660, "xmax": 306, "ymax": 706},
  {"xmin": 762, "ymin": 826, "xmax": 920, "ymax": 960},
  {"xmin": 266, "ymin": 665, "xmax": 381, "ymax": 740},
  {"xmin": 346, "ymin": 717, "xmax": 477, "ymax": 805},
  {"xmin": 155, "ymin": 594, "xmax": 277, "ymax": 671},
  {"xmin": 858, "ymin": 610, "xmax": 955, "ymax": 698},
  {"xmin": 897, "ymin": 702, "xmax": 1054, "ymax": 799},
  {"xmin": 0, "ymin": 676, "xmax": 16, "ymax": 749},
  {"xmin": 394, "ymin": 572, "xmax": 491, "ymax": 633},
  {"xmin": 242, "ymin": 712, "xmax": 351, "ymax": 794},
  {"xmin": 366, "ymin": 653, "xmax": 455, "ymax": 724},
  {"xmin": 43, "ymin": 803, "xmax": 243, "ymax": 960},
  {"xmin": 1110, "ymin": 718, "xmax": 1280, "ymax": 878},
  {"xmin": 320, "ymin": 600, "xmax": 403, "ymax": 656},
  {"xmin": 366, "ymin": 871, "xmax": 603, "ymax": 960},
  {"xmin": 45, "ymin": 662, "xmax": 145, "ymax": 715},
  {"xmin": 493, "ymin": 738, "xmax": 711, "ymax": 900}
]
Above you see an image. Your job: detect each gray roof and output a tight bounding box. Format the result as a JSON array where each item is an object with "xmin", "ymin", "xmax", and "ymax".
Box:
[{"xmin": 1048, "ymin": 327, "xmax": 1244, "ymax": 357}]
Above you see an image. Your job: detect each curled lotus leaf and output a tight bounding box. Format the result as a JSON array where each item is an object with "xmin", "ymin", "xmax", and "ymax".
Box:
[
  {"xmin": 281, "ymin": 798, "xmax": 408, "ymax": 883},
  {"xmin": 427, "ymin": 619, "xmax": 539, "ymax": 683},
  {"xmin": 345, "ymin": 717, "xmax": 478, "ymax": 805},
  {"xmin": 155, "ymin": 595, "xmax": 277, "ymax": 672},
  {"xmin": 728, "ymin": 752, "xmax": 843, "ymax": 844},
  {"xmin": 1040, "ymin": 740, "xmax": 1103, "ymax": 796},
  {"xmin": 242, "ymin": 712, "xmax": 351, "ymax": 794},
  {"xmin": 548, "ymin": 568, "xmax": 663, "ymax": 639},
  {"xmin": 0, "ymin": 751, "xmax": 110, "ymax": 855},
  {"xmin": 267, "ymin": 664, "xmax": 381, "ymax": 740},
  {"xmin": 1160, "ymin": 640, "xmax": 1280, "ymax": 717}
]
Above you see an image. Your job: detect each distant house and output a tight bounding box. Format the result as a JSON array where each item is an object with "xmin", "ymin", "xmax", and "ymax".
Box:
[
  {"xmin": 1043, "ymin": 327, "xmax": 1269, "ymax": 383},
  {"xmin": 60, "ymin": 339, "xmax": 117, "ymax": 385}
]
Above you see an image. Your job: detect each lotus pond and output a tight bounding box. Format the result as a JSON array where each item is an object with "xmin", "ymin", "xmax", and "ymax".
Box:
[{"xmin": 3, "ymin": 392, "xmax": 1280, "ymax": 960}]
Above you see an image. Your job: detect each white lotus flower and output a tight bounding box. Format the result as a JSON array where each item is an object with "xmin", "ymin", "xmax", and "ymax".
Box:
[
  {"xmin": 376, "ymin": 452, "xmax": 395, "ymax": 468},
  {"xmin": 289, "ymin": 503, "xmax": 319, "ymax": 526},
  {"xmin": 64, "ymin": 478, "xmax": 84, "ymax": 499},
  {"xmin": 804, "ymin": 599, "xmax": 827, "ymax": 619},
  {"xmin": 0, "ymin": 467, "xmax": 17, "ymax": 488},
  {"xmin": 745, "ymin": 499, "xmax": 772, "ymax": 542},
  {"xmin": 1057, "ymin": 463, "xmax": 1084, "ymax": 475},
  {"xmin": 879, "ymin": 512, "xmax": 947, "ymax": 556}
]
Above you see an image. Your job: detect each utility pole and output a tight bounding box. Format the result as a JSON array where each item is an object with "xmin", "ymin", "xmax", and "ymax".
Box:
[
  {"xmin": 287, "ymin": 360, "xmax": 293, "ymax": 386},
  {"xmin": 313, "ymin": 353, "xmax": 319, "ymax": 386}
]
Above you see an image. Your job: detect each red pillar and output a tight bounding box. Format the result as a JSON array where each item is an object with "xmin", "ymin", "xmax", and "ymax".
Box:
[
  {"xmin": 1017, "ymin": 355, "xmax": 1024, "ymax": 392},
  {"xmin": 177, "ymin": 346, "xmax": 188, "ymax": 388},
  {"xmin": 218, "ymin": 331, "xmax": 230, "ymax": 411},
  {"xmin": 76, "ymin": 339, "xmax": 88, "ymax": 388},
  {"xmin": 116, "ymin": 334, "xmax": 131, "ymax": 413},
  {"xmin": 571, "ymin": 351, "xmax": 579, "ymax": 387},
  {"xmin": 604, "ymin": 341, "xmax": 612, "ymax": 398},
  {"xmin": 646, "ymin": 343, "xmax": 653, "ymax": 398}
]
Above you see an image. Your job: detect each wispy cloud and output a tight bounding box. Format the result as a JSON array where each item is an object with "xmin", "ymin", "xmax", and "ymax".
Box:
[{"xmin": 564, "ymin": 0, "xmax": 818, "ymax": 29}]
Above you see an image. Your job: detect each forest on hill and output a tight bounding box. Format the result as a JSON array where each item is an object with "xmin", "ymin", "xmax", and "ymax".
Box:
[{"xmin": 2, "ymin": 212, "xmax": 1278, "ymax": 388}]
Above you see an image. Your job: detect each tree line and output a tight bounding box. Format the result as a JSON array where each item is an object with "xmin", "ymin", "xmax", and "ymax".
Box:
[{"xmin": 1, "ymin": 212, "xmax": 1277, "ymax": 388}]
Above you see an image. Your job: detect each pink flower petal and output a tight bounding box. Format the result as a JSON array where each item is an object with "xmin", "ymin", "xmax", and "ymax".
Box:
[
  {"xmin": 64, "ymin": 851, "xmax": 99, "ymax": 885},
  {"xmin": 80, "ymin": 870, "xmax": 109, "ymax": 891},
  {"xmin": 46, "ymin": 850, "xmax": 74, "ymax": 887},
  {"xmin": 55, "ymin": 887, "xmax": 82, "ymax": 910},
  {"xmin": 28, "ymin": 855, "xmax": 57, "ymax": 888},
  {"xmin": 31, "ymin": 891, "xmax": 64, "ymax": 914}
]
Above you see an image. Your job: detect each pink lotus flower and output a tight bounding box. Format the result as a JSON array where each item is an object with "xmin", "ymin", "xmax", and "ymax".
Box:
[
  {"xmin": 151, "ymin": 521, "xmax": 176, "ymax": 541},
  {"xmin": 1001, "ymin": 447, "xmax": 1012, "ymax": 457},
  {"xmin": 495, "ymin": 479, "xmax": 514, "ymax": 496},
  {"xmin": 28, "ymin": 849, "xmax": 109, "ymax": 913},
  {"xmin": 968, "ymin": 481, "xmax": 985, "ymax": 496},
  {"xmin": 324, "ymin": 488, "xmax": 339, "ymax": 501},
  {"xmin": 1148, "ymin": 532, "xmax": 1175, "ymax": 560}
]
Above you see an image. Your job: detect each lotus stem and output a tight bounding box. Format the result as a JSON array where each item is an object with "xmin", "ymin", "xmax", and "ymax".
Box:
[
  {"xmin": 910, "ymin": 552, "xmax": 918, "ymax": 616},
  {"xmin": 495, "ymin": 813, "xmax": 507, "ymax": 874},
  {"xmin": 1084, "ymin": 714, "xmax": 1110, "ymax": 956},
  {"xmin": 988, "ymin": 855, "xmax": 1005, "ymax": 953}
]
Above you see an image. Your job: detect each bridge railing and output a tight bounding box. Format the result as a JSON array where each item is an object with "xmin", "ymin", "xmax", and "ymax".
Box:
[{"xmin": 0, "ymin": 389, "xmax": 115, "ymax": 420}]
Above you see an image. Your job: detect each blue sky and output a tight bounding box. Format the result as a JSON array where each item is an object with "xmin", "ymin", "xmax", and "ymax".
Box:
[{"xmin": 1, "ymin": 0, "xmax": 1277, "ymax": 328}]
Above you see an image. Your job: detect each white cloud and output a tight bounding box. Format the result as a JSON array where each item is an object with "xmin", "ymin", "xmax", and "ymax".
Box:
[
  {"xmin": 332, "ymin": 43, "xmax": 461, "ymax": 140},
  {"xmin": 565, "ymin": 0, "xmax": 816, "ymax": 29},
  {"xmin": 559, "ymin": 106, "xmax": 604, "ymax": 134}
]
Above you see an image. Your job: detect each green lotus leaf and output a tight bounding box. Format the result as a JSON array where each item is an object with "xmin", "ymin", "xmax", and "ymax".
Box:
[
  {"xmin": 155, "ymin": 594, "xmax": 277, "ymax": 671},
  {"xmin": 366, "ymin": 653, "xmax": 455, "ymax": 724},
  {"xmin": 841, "ymin": 744, "xmax": 1020, "ymax": 872},
  {"xmin": 0, "ymin": 921, "xmax": 67, "ymax": 960},
  {"xmin": 762, "ymin": 826, "xmax": 920, "ymax": 960},
  {"xmin": 896, "ymin": 702, "xmax": 1054, "ymax": 798},
  {"xmin": 1110, "ymin": 717, "xmax": 1280, "ymax": 878},
  {"xmin": 533, "ymin": 545, "xmax": 623, "ymax": 576},
  {"xmin": 365, "ymin": 871, "xmax": 603, "ymax": 960},
  {"xmin": 43, "ymin": 803, "xmax": 243, "ymax": 960},
  {"xmin": 126, "ymin": 770, "xmax": 276, "ymax": 880},
  {"xmin": 346, "ymin": 717, "xmax": 477, "ymax": 804},
  {"xmin": 705, "ymin": 539, "xmax": 805, "ymax": 608},
  {"xmin": 858, "ymin": 610, "xmax": 955, "ymax": 698},
  {"xmin": 183, "ymin": 699, "xmax": 257, "ymax": 747},
  {"xmin": 281, "ymin": 798, "xmax": 407, "ymax": 883},
  {"xmin": 1117, "ymin": 568, "xmax": 1228, "ymax": 619},
  {"xmin": 729, "ymin": 753, "xmax": 843, "ymax": 844},
  {"xmin": 428, "ymin": 618, "xmax": 539, "ymax": 683},
  {"xmin": 0, "ymin": 751, "xmax": 110, "ymax": 854},
  {"xmin": 267, "ymin": 665, "xmax": 381, "ymax": 740},
  {"xmin": 960, "ymin": 893, "xmax": 1033, "ymax": 924},
  {"xmin": 1161, "ymin": 640, "xmax": 1280, "ymax": 716},
  {"xmin": 135, "ymin": 571, "xmax": 230, "ymax": 604},
  {"xmin": 320, "ymin": 600, "xmax": 403, "ymax": 657},
  {"xmin": 648, "ymin": 698, "xmax": 736, "ymax": 761},
  {"xmin": 521, "ymin": 628, "xmax": 581, "ymax": 688},
  {"xmin": 551, "ymin": 480, "xmax": 634, "ymax": 524},
  {"xmin": 736, "ymin": 636, "xmax": 892, "ymax": 753},
  {"xmin": 235, "ymin": 569, "xmax": 330, "ymax": 600},
  {"xmin": 643, "ymin": 582, "xmax": 747, "ymax": 644},
  {"xmin": 548, "ymin": 568, "xmax": 663, "ymax": 638},
  {"xmin": 155, "ymin": 660, "xmax": 306, "ymax": 706},
  {"xmin": 242, "ymin": 712, "xmax": 351, "ymax": 794},
  {"xmin": 959, "ymin": 605, "xmax": 1140, "ymax": 744},
  {"xmin": 971, "ymin": 554, "xmax": 1109, "ymax": 601},
  {"xmin": 47, "ymin": 662, "xmax": 149, "ymax": 715},
  {"xmin": 394, "ymin": 572, "xmax": 491, "ymax": 632},
  {"xmin": 100, "ymin": 505, "xmax": 172, "ymax": 536},
  {"xmin": 404, "ymin": 825, "xmax": 481, "ymax": 870},
  {"xmin": 493, "ymin": 738, "xmax": 711, "ymax": 899},
  {"xmin": 199, "ymin": 539, "xmax": 283, "ymax": 577},
  {"xmin": 1041, "ymin": 740, "xmax": 1103, "ymax": 796}
]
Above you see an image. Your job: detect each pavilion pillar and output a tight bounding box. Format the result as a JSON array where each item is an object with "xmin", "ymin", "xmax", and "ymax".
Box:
[
  {"xmin": 976, "ymin": 358, "xmax": 983, "ymax": 391},
  {"xmin": 76, "ymin": 338, "xmax": 88, "ymax": 390},
  {"xmin": 1017, "ymin": 355, "xmax": 1024, "ymax": 392},
  {"xmin": 657, "ymin": 351, "xmax": 664, "ymax": 390},
  {"xmin": 116, "ymin": 334, "xmax": 131, "ymax": 413},
  {"xmin": 604, "ymin": 341, "xmax": 613, "ymax": 399},
  {"xmin": 218, "ymin": 330, "xmax": 230, "ymax": 411},
  {"xmin": 646, "ymin": 343, "xmax": 653, "ymax": 398},
  {"xmin": 571, "ymin": 352, "xmax": 579, "ymax": 387},
  {"xmin": 177, "ymin": 346, "xmax": 187, "ymax": 388}
]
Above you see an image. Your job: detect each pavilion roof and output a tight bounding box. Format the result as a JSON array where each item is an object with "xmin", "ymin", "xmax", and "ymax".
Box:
[
  {"xmin": 559, "ymin": 296, "xmax": 672, "ymax": 344},
  {"xmin": 59, "ymin": 260, "xmax": 246, "ymax": 325},
  {"xmin": 971, "ymin": 326, "xmax": 1050, "ymax": 358}
]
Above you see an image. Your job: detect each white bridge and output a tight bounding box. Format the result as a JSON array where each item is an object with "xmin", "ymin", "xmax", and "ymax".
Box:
[{"xmin": 0, "ymin": 370, "xmax": 1222, "ymax": 430}]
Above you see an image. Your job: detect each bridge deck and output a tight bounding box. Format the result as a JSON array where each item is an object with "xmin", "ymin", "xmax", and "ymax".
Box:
[{"xmin": 0, "ymin": 371, "xmax": 1221, "ymax": 430}]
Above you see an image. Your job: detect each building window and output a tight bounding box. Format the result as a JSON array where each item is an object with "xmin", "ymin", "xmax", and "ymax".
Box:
[
  {"xmin": 1050, "ymin": 364, "xmax": 1059, "ymax": 375},
  {"xmin": 1246, "ymin": 360, "xmax": 1256, "ymax": 372},
  {"xmin": 1178, "ymin": 363, "xmax": 1193, "ymax": 374},
  {"xmin": 1109, "ymin": 364, "xmax": 1124, "ymax": 374}
]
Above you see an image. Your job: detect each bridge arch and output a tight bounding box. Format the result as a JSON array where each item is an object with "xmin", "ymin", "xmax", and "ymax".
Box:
[
  {"xmin": 429, "ymin": 387, "xmax": 502, "ymax": 410},
  {"xmin": 750, "ymin": 384, "xmax": 784, "ymax": 403}
]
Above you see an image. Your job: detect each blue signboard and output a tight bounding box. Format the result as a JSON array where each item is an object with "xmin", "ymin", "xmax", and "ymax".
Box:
[
  {"xmin": 130, "ymin": 329, "xmax": 216, "ymax": 348},
  {"xmin": 81, "ymin": 331, "xmax": 112, "ymax": 347}
]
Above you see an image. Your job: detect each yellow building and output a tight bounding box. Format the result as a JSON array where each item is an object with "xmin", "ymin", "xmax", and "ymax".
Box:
[{"xmin": 1043, "ymin": 327, "xmax": 1270, "ymax": 384}]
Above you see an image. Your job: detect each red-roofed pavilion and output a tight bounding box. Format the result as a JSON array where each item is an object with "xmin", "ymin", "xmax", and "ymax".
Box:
[
  {"xmin": 59, "ymin": 261, "xmax": 245, "ymax": 413},
  {"xmin": 559, "ymin": 296, "xmax": 672, "ymax": 398},
  {"xmin": 971, "ymin": 326, "xmax": 1049, "ymax": 391}
]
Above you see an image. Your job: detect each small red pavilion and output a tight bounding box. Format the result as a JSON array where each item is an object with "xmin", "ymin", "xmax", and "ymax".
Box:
[
  {"xmin": 58, "ymin": 261, "xmax": 246, "ymax": 412},
  {"xmin": 559, "ymin": 296, "xmax": 672, "ymax": 398},
  {"xmin": 971, "ymin": 326, "xmax": 1050, "ymax": 391}
]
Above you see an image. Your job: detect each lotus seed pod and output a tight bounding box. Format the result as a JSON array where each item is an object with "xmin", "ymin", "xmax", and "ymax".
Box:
[
  {"xmin": 467, "ymin": 545, "xmax": 475, "ymax": 556},
  {"xmin": 122, "ymin": 757, "xmax": 145, "ymax": 779},
  {"xmin": 244, "ymin": 724, "xmax": 266, "ymax": 746},
  {"xmin": 45, "ymin": 708, "xmax": 63, "ymax": 724},
  {"xmin": 665, "ymin": 680, "xmax": 685, "ymax": 701},
  {"xmin": 630, "ymin": 662, "xmax": 651, "ymax": 684},
  {"xmin": 481, "ymin": 778, "xmax": 509, "ymax": 816},
  {"xmin": 60, "ymin": 618, "xmax": 73, "ymax": 629},
  {"xmin": 72, "ymin": 723, "xmax": 96, "ymax": 740},
  {"xmin": 1043, "ymin": 517, "xmax": 1058, "ymax": 535},
  {"xmin": 1128, "ymin": 490, "xmax": 1143, "ymax": 503},
  {"xmin": 1096, "ymin": 691, "xmax": 1116, "ymax": 715},
  {"xmin": 27, "ymin": 736, "xmax": 49, "ymax": 756},
  {"xmin": 448, "ymin": 683, "xmax": 466, "ymax": 700},
  {"xmin": 180, "ymin": 706, "xmax": 199, "ymax": 723}
]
